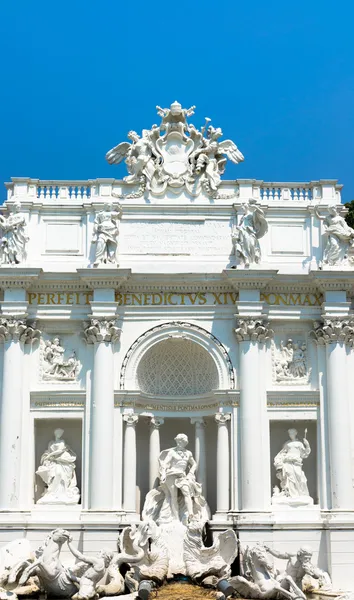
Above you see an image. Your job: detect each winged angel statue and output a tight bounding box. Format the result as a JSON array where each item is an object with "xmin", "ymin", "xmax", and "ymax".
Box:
[{"xmin": 106, "ymin": 101, "xmax": 244, "ymax": 196}]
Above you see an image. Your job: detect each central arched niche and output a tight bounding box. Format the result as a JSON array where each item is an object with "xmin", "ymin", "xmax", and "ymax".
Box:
[{"xmin": 136, "ymin": 337, "xmax": 219, "ymax": 396}]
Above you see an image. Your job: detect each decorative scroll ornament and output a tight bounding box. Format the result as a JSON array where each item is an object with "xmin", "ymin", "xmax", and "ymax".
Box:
[
  {"xmin": 273, "ymin": 338, "xmax": 311, "ymax": 384},
  {"xmin": 42, "ymin": 337, "xmax": 81, "ymax": 381},
  {"xmin": 123, "ymin": 412, "xmax": 139, "ymax": 426},
  {"xmin": 106, "ymin": 101, "xmax": 244, "ymax": 197},
  {"xmin": 232, "ymin": 200, "xmax": 268, "ymax": 267},
  {"xmin": 0, "ymin": 317, "xmax": 40, "ymax": 343},
  {"xmin": 311, "ymin": 318, "xmax": 354, "ymax": 346},
  {"xmin": 0, "ymin": 201, "xmax": 29, "ymax": 266},
  {"xmin": 83, "ymin": 319, "xmax": 121, "ymax": 343},
  {"xmin": 215, "ymin": 412, "xmax": 231, "ymax": 425},
  {"xmin": 234, "ymin": 318, "xmax": 274, "ymax": 342}
]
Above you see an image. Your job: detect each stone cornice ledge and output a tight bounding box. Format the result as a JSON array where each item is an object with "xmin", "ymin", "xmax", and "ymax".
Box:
[
  {"xmin": 0, "ymin": 267, "xmax": 42, "ymax": 289},
  {"xmin": 77, "ymin": 268, "xmax": 131, "ymax": 289},
  {"xmin": 223, "ymin": 269, "xmax": 278, "ymax": 290},
  {"xmin": 310, "ymin": 270, "xmax": 354, "ymax": 293}
]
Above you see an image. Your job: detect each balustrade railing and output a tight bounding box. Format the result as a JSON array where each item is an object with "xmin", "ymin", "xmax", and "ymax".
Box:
[
  {"xmin": 258, "ymin": 183, "xmax": 314, "ymax": 201},
  {"xmin": 5, "ymin": 178, "xmax": 341, "ymax": 204},
  {"xmin": 36, "ymin": 182, "xmax": 91, "ymax": 199}
]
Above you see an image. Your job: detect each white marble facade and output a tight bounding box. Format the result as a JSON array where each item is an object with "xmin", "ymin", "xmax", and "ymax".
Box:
[{"xmin": 0, "ymin": 103, "xmax": 354, "ymax": 590}]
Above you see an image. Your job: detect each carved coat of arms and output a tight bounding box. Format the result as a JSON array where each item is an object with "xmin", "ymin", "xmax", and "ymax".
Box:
[{"xmin": 106, "ymin": 101, "xmax": 244, "ymax": 197}]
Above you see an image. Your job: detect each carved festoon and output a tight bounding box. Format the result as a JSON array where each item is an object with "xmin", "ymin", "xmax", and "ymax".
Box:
[
  {"xmin": 106, "ymin": 101, "xmax": 244, "ymax": 197},
  {"xmin": 311, "ymin": 318, "xmax": 354, "ymax": 346},
  {"xmin": 0, "ymin": 201, "xmax": 29, "ymax": 265},
  {"xmin": 0, "ymin": 317, "xmax": 40, "ymax": 343},
  {"xmin": 234, "ymin": 318, "xmax": 274, "ymax": 342},
  {"xmin": 83, "ymin": 319, "xmax": 121, "ymax": 343},
  {"xmin": 42, "ymin": 337, "xmax": 81, "ymax": 381},
  {"xmin": 232, "ymin": 199, "xmax": 268, "ymax": 267}
]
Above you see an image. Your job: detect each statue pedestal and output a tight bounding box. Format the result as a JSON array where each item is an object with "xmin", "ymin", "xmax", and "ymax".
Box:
[
  {"xmin": 272, "ymin": 495, "xmax": 314, "ymax": 508},
  {"xmin": 159, "ymin": 521, "xmax": 187, "ymax": 577}
]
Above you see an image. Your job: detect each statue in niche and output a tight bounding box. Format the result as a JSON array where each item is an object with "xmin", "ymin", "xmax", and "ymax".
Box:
[
  {"xmin": 272, "ymin": 428, "xmax": 313, "ymax": 506},
  {"xmin": 231, "ymin": 199, "xmax": 268, "ymax": 267},
  {"xmin": 36, "ymin": 428, "xmax": 80, "ymax": 505},
  {"xmin": 43, "ymin": 337, "xmax": 81, "ymax": 381},
  {"xmin": 92, "ymin": 202, "xmax": 121, "ymax": 267},
  {"xmin": 142, "ymin": 433, "xmax": 209, "ymax": 526},
  {"xmin": 274, "ymin": 339, "xmax": 309, "ymax": 383},
  {"xmin": 0, "ymin": 201, "xmax": 29, "ymax": 265},
  {"xmin": 315, "ymin": 205, "xmax": 354, "ymax": 267}
]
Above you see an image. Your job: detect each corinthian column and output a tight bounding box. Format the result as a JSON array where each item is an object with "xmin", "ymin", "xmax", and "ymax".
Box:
[
  {"xmin": 235, "ymin": 317, "xmax": 273, "ymax": 511},
  {"xmin": 312, "ymin": 318, "xmax": 354, "ymax": 509},
  {"xmin": 191, "ymin": 417, "xmax": 207, "ymax": 496},
  {"xmin": 215, "ymin": 412, "xmax": 231, "ymax": 517},
  {"xmin": 0, "ymin": 317, "xmax": 40, "ymax": 509},
  {"xmin": 84, "ymin": 318, "xmax": 121, "ymax": 510},
  {"xmin": 123, "ymin": 412, "xmax": 138, "ymax": 513},
  {"xmin": 149, "ymin": 417, "xmax": 164, "ymax": 489}
]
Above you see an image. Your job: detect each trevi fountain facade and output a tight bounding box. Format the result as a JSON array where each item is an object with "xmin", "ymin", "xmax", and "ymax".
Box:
[{"xmin": 0, "ymin": 102, "xmax": 353, "ymax": 599}]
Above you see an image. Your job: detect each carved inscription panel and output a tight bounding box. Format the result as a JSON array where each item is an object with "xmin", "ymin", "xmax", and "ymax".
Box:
[{"xmin": 120, "ymin": 220, "xmax": 232, "ymax": 255}]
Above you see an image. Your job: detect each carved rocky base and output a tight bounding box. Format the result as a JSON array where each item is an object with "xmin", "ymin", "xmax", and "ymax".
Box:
[
  {"xmin": 272, "ymin": 494, "xmax": 314, "ymax": 508},
  {"xmin": 159, "ymin": 521, "xmax": 187, "ymax": 577}
]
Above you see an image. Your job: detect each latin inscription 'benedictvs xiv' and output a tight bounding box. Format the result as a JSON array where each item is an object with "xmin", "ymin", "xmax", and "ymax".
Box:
[{"xmin": 27, "ymin": 291, "xmax": 322, "ymax": 307}]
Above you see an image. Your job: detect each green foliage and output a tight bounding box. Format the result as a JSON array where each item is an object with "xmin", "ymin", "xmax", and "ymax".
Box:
[{"xmin": 344, "ymin": 200, "xmax": 354, "ymax": 229}]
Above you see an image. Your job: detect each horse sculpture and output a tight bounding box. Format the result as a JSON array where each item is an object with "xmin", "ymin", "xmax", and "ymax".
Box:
[
  {"xmin": 18, "ymin": 529, "xmax": 82, "ymax": 598},
  {"xmin": 230, "ymin": 544, "xmax": 306, "ymax": 600}
]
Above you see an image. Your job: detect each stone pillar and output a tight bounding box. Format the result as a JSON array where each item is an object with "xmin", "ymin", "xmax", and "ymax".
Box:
[
  {"xmin": 84, "ymin": 318, "xmax": 121, "ymax": 510},
  {"xmin": 312, "ymin": 318, "xmax": 354, "ymax": 509},
  {"xmin": 149, "ymin": 417, "xmax": 164, "ymax": 489},
  {"xmin": 214, "ymin": 412, "xmax": 231, "ymax": 516},
  {"xmin": 0, "ymin": 317, "xmax": 40, "ymax": 509},
  {"xmin": 191, "ymin": 417, "xmax": 207, "ymax": 495},
  {"xmin": 123, "ymin": 412, "xmax": 139, "ymax": 513},
  {"xmin": 235, "ymin": 317, "xmax": 273, "ymax": 511}
]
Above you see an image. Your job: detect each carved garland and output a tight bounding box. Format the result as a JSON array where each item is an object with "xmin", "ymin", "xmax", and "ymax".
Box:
[{"xmin": 120, "ymin": 321, "xmax": 235, "ymax": 390}]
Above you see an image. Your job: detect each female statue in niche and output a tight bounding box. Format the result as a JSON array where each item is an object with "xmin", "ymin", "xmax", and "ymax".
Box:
[
  {"xmin": 142, "ymin": 433, "xmax": 209, "ymax": 525},
  {"xmin": 36, "ymin": 428, "xmax": 80, "ymax": 505},
  {"xmin": 272, "ymin": 428, "xmax": 312, "ymax": 506}
]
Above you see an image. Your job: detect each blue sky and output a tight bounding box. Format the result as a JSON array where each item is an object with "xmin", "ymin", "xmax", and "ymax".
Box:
[{"xmin": 0, "ymin": 0, "xmax": 353, "ymax": 201}]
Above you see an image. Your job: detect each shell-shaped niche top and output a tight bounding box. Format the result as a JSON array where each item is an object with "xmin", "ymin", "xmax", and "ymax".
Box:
[{"xmin": 106, "ymin": 101, "xmax": 244, "ymax": 198}]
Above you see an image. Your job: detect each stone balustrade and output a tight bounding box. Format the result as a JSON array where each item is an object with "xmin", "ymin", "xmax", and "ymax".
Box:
[{"xmin": 4, "ymin": 177, "xmax": 342, "ymax": 204}]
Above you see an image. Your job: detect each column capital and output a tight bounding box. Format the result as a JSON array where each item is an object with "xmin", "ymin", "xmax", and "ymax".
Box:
[
  {"xmin": 191, "ymin": 417, "xmax": 205, "ymax": 426},
  {"xmin": 0, "ymin": 317, "xmax": 41, "ymax": 343},
  {"xmin": 123, "ymin": 412, "xmax": 139, "ymax": 426},
  {"xmin": 83, "ymin": 318, "xmax": 121, "ymax": 344},
  {"xmin": 234, "ymin": 317, "xmax": 274, "ymax": 343},
  {"xmin": 215, "ymin": 412, "xmax": 231, "ymax": 425},
  {"xmin": 311, "ymin": 317, "xmax": 354, "ymax": 346},
  {"xmin": 150, "ymin": 416, "xmax": 164, "ymax": 429}
]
